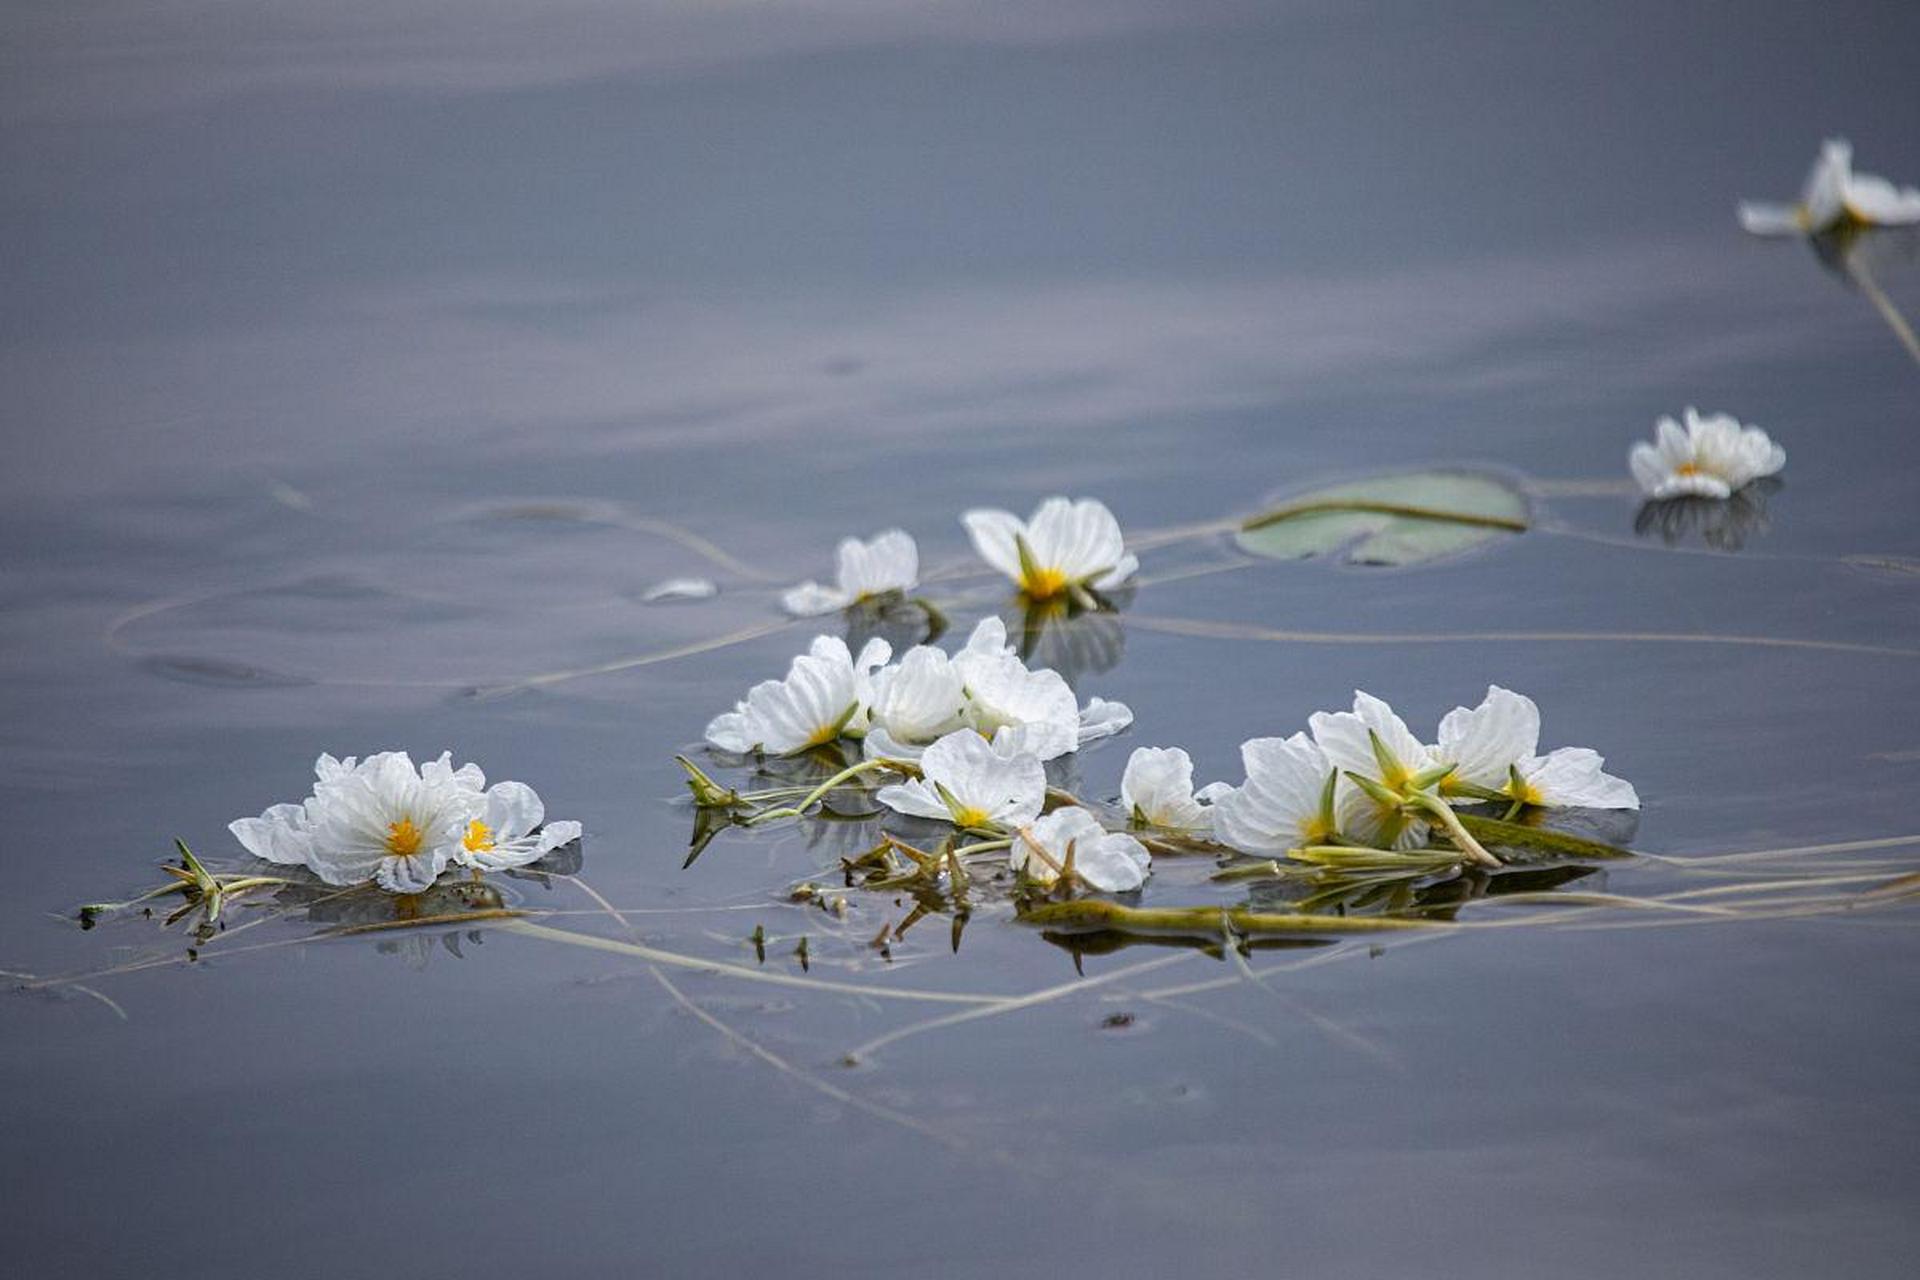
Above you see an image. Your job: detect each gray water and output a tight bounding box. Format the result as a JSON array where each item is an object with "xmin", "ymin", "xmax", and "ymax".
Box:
[{"xmin": 5, "ymin": 3, "xmax": 1920, "ymax": 1276}]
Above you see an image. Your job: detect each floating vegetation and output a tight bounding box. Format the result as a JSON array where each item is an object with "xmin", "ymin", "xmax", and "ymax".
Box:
[
  {"xmin": 1235, "ymin": 471, "xmax": 1529, "ymax": 567},
  {"xmin": 228, "ymin": 751, "xmax": 580, "ymax": 894}
]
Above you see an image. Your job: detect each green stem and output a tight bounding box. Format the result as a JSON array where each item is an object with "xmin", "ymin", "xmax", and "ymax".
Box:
[
  {"xmin": 1019, "ymin": 900, "xmax": 1437, "ymax": 936},
  {"xmin": 744, "ymin": 758, "xmax": 915, "ymax": 825},
  {"xmin": 1406, "ymin": 794, "xmax": 1501, "ymax": 868},
  {"xmin": 1242, "ymin": 499, "xmax": 1528, "ymax": 534}
]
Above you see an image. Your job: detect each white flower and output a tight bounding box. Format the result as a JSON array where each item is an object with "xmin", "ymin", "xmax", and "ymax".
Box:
[
  {"xmin": 1740, "ymin": 139, "xmax": 1920, "ymax": 236},
  {"xmin": 228, "ymin": 752, "xmax": 365, "ymax": 868},
  {"xmin": 1308, "ymin": 692, "xmax": 1438, "ymax": 850},
  {"xmin": 1629, "ymin": 408, "xmax": 1786, "ymax": 501},
  {"xmin": 230, "ymin": 803, "xmax": 318, "ymax": 868},
  {"xmin": 303, "ymin": 751, "xmax": 485, "ymax": 893},
  {"xmin": 950, "ymin": 617, "xmax": 1132, "ymax": 761},
  {"xmin": 875, "ymin": 729, "xmax": 1046, "ymax": 831},
  {"xmin": 781, "ymin": 529, "xmax": 920, "ymax": 617},
  {"xmin": 961, "ymin": 496, "xmax": 1138, "ymax": 600},
  {"xmin": 451, "ymin": 780, "xmax": 584, "ymax": 873},
  {"xmin": 1120, "ymin": 747, "xmax": 1217, "ymax": 830},
  {"xmin": 1506, "ymin": 748, "xmax": 1639, "ymax": 811},
  {"xmin": 643, "ymin": 577, "xmax": 718, "ymax": 603},
  {"xmin": 1435, "ymin": 685, "xmax": 1638, "ymax": 811},
  {"xmin": 1209, "ymin": 732, "xmax": 1342, "ymax": 854},
  {"xmin": 1010, "ymin": 806, "xmax": 1151, "ymax": 892},
  {"xmin": 704, "ymin": 635, "xmax": 892, "ymax": 755},
  {"xmin": 1433, "ymin": 685, "xmax": 1541, "ymax": 792},
  {"xmin": 862, "ymin": 644, "xmax": 969, "ymax": 760}
]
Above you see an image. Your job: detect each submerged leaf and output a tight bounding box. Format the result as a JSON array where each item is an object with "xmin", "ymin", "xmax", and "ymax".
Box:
[{"xmin": 1237, "ymin": 471, "xmax": 1529, "ymax": 567}]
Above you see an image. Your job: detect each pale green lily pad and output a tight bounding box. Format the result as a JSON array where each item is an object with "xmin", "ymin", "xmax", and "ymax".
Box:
[{"xmin": 1235, "ymin": 471, "xmax": 1529, "ymax": 567}]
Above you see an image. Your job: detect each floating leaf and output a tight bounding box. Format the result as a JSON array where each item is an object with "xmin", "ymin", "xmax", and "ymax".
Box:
[{"xmin": 1236, "ymin": 470, "xmax": 1528, "ymax": 567}]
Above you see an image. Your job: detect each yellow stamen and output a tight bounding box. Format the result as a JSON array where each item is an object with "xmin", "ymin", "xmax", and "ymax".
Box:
[
  {"xmin": 463, "ymin": 820, "xmax": 494, "ymax": 853},
  {"xmin": 1020, "ymin": 566, "xmax": 1070, "ymax": 600},
  {"xmin": 1674, "ymin": 461, "xmax": 1703, "ymax": 477},
  {"xmin": 950, "ymin": 806, "xmax": 990, "ymax": 829},
  {"xmin": 1505, "ymin": 780, "xmax": 1545, "ymax": 807},
  {"xmin": 385, "ymin": 818, "xmax": 424, "ymax": 856}
]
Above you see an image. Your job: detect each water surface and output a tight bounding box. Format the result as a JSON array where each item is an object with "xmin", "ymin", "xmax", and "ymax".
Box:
[{"xmin": 5, "ymin": 4, "xmax": 1920, "ymax": 1276}]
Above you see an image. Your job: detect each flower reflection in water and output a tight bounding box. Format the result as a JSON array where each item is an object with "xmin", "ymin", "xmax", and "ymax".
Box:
[
  {"xmin": 1633, "ymin": 478, "xmax": 1781, "ymax": 552},
  {"xmin": 1000, "ymin": 591, "xmax": 1128, "ymax": 689}
]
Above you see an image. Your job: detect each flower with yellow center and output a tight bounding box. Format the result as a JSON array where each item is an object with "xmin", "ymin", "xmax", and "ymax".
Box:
[
  {"xmin": 449, "ymin": 780, "xmax": 583, "ymax": 873},
  {"xmin": 1629, "ymin": 408, "xmax": 1785, "ymax": 501},
  {"xmin": 780, "ymin": 529, "xmax": 920, "ymax": 617},
  {"xmin": 961, "ymin": 497, "xmax": 1138, "ymax": 601},
  {"xmin": 1207, "ymin": 733, "xmax": 1342, "ymax": 854},
  {"xmin": 704, "ymin": 635, "xmax": 892, "ymax": 756},
  {"xmin": 875, "ymin": 729, "xmax": 1045, "ymax": 833},
  {"xmin": 300, "ymin": 751, "xmax": 484, "ymax": 893}
]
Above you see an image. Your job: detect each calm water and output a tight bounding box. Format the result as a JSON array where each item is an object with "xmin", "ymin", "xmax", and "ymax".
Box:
[{"xmin": 5, "ymin": 4, "xmax": 1920, "ymax": 1276}]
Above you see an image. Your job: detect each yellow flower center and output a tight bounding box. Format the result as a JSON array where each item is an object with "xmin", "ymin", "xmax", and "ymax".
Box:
[
  {"xmin": 950, "ymin": 805, "xmax": 991, "ymax": 829},
  {"xmin": 1674, "ymin": 461, "xmax": 1704, "ymax": 477},
  {"xmin": 463, "ymin": 820, "xmax": 495, "ymax": 853},
  {"xmin": 385, "ymin": 818, "xmax": 425, "ymax": 856},
  {"xmin": 1505, "ymin": 779, "xmax": 1544, "ymax": 807},
  {"xmin": 1020, "ymin": 566, "xmax": 1070, "ymax": 600}
]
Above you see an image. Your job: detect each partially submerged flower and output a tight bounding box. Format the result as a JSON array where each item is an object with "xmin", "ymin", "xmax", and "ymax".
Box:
[
  {"xmin": 1011, "ymin": 806, "xmax": 1151, "ymax": 892},
  {"xmin": 951, "ymin": 617, "xmax": 1084, "ymax": 760},
  {"xmin": 1434, "ymin": 685, "xmax": 1639, "ymax": 811},
  {"xmin": 233, "ymin": 751, "xmax": 580, "ymax": 893},
  {"xmin": 704, "ymin": 636, "xmax": 892, "ymax": 756},
  {"xmin": 1505, "ymin": 748, "xmax": 1639, "ymax": 811},
  {"xmin": 303, "ymin": 751, "xmax": 485, "ymax": 893},
  {"xmin": 781, "ymin": 529, "xmax": 920, "ymax": 617},
  {"xmin": 1308, "ymin": 692, "xmax": 1442, "ymax": 851},
  {"xmin": 950, "ymin": 618, "xmax": 1133, "ymax": 760},
  {"xmin": 961, "ymin": 497, "xmax": 1138, "ymax": 600},
  {"xmin": 1208, "ymin": 733, "xmax": 1340, "ymax": 854},
  {"xmin": 862, "ymin": 644, "xmax": 969, "ymax": 760},
  {"xmin": 451, "ymin": 780, "xmax": 583, "ymax": 873},
  {"xmin": 1120, "ymin": 747, "xmax": 1219, "ymax": 831},
  {"xmin": 1433, "ymin": 685, "xmax": 1541, "ymax": 793},
  {"xmin": 1739, "ymin": 139, "xmax": 1920, "ymax": 236},
  {"xmin": 875, "ymin": 729, "xmax": 1046, "ymax": 831},
  {"xmin": 1628, "ymin": 408, "xmax": 1785, "ymax": 501}
]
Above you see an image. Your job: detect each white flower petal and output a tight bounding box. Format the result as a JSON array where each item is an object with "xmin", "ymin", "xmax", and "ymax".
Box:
[
  {"xmin": 960, "ymin": 508, "xmax": 1028, "ymax": 582},
  {"xmin": 1515, "ymin": 747, "xmax": 1639, "ymax": 810},
  {"xmin": 1012, "ymin": 807, "xmax": 1149, "ymax": 891},
  {"xmin": 1077, "ymin": 696, "xmax": 1133, "ymax": 742},
  {"xmin": 1120, "ymin": 747, "xmax": 1210, "ymax": 829},
  {"xmin": 875, "ymin": 778, "xmax": 953, "ymax": 821},
  {"xmin": 837, "ymin": 529, "xmax": 919, "ymax": 598},
  {"xmin": 1211, "ymin": 732, "xmax": 1332, "ymax": 853},
  {"xmin": 1737, "ymin": 201, "xmax": 1804, "ymax": 236},
  {"xmin": 228, "ymin": 803, "xmax": 313, "ymax": 866},
  {"xmin": 1435, "ymin": 686, "xmax": 1541, "ymax": 790},
  {"xmin": 644, "ymin": 577, "xmax": 719, "ymax": 603},
  {"xmin": 780, "ymin": 581, "xmax": 850, "ymax": 617}
]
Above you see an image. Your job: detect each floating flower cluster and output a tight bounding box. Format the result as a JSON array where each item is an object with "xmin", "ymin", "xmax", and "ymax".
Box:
[
  {"xmin": 1125, "ymin": 686, "xmax": 1635, "ymax": 858},
  {"xmin": 1739, "ymin": 138, "xmax": 1920, "ymax": 237},
  {"xmin": 1629, "ymin": 407, "xmax": 1786, "ymax": 501},
  {"xmin": 230, "ymin": 751, "xmax": 580, "ymax": 893},
  {"xmin": 705, "ymin": 618, "xmax": 1132, "ymax": 762},
  {"xmin": 690, "ymin": 669, "xmax": 1638, "ymax": 899},
  {"xmin": 780, "ymin": 497, "xmax": 1137, "ymax": 619}
]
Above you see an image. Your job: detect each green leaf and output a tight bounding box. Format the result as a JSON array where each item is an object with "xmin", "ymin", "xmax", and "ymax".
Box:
[{"xmin": 1236, "ymin": 470, "xmax": 1529, "ymax": 567}]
